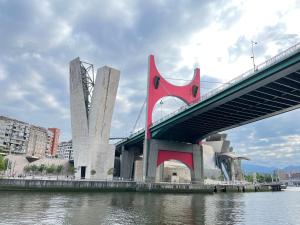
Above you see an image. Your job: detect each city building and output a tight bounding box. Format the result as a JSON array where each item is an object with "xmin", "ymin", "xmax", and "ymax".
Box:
[
  {"xmin": 27, "ymin": 125, "xmax": 49, "ymax": 160},
  {"xmin": 58, "ymin": 140, "xmax": 73, "ymax": 161},
  {"xmin": 155, "ymin": 160, "xmax": 191, "ymax": 183},
  {"xmin": 279, "ymin": 171, "xmax": 300, "ymax": 186},
  {"xmin": 203, "ymin": 133, "xmax": 249, "ymax": 181},
  {"xmin": 0, "ymin": 116, "xmax": 60, "ymax": 160},
  {"xmin": 47, "ymin": 128, "xmax": 60, "ymax": 157},
  {"xmin": 0, "ymin": 116, "xmax": 30, "ymax": 154}
]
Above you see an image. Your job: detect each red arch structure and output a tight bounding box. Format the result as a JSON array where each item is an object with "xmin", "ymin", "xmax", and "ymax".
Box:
[
  {"xmin": 145, "ymin": 55, "xmax": 201, "ymax": 139},
  {"xmin": 157, "ymin": 150, "xmax": 194, "ymax": 170}
]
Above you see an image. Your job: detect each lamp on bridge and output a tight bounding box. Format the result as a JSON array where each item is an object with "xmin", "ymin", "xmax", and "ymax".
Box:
[
  {"xmin": 159, "ymin": 99, "xmax": 164, "ymax": 119},
  {"xmin": 251, "ymin": 40, "xmax": 258, "ymax": 72}
]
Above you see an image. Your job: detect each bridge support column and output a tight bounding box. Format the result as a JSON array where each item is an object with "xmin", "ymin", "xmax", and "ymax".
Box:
[
  {"xmin": 230, "ymin": 159, "xmax": 235, "ymax": 182},
  {"xmin": 155, "ymin": 163, "xmax": 164, "ymax": 182},
  {"xmin": 145, "ymin": 139, "xmax": 203, "ymax": 183},
  {"xmin": 120, "ymin": 147, "xmax": 141, "ymax": 180}
]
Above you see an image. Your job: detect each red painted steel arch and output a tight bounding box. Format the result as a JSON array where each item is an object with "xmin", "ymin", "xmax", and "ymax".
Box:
[
  {"xmin": 146, "ymin": 55, "xmax": 200, "ymax": 138},
  {"xmin": 157, "ymin": 150, "xmax": 194, "ymax": 170}
]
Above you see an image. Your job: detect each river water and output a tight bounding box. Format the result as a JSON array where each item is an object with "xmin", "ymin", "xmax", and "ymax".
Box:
[{"xmin": 0, "ymin": 187, "xmax": 300, "ymax": 225}]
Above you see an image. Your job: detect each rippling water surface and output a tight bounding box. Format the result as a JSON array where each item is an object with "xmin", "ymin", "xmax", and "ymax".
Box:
[{"xmin": 0, "ymin": 188, "xmax": 300, "ymax": 225}]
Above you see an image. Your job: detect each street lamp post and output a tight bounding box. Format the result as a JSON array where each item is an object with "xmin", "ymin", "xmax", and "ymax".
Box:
[
  {"xmin": 251, "ymin": 40, "xmax": 258, "ymax": 71},
  {"xmin": 159, "ymin": 100, "xmax": 163, "ymax": 119}
]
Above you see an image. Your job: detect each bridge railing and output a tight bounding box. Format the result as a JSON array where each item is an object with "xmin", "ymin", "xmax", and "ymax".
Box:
[
  {"xmin": 115, "ymin": 127, "xmax": 145, "ymax": 145},
  {"xmin": 152, "ymin": 42, "xmax": 300, "ymax": 127},
  {"xmin": 201, "ymin": 41, "xmax": 300, "ymax": 102}
]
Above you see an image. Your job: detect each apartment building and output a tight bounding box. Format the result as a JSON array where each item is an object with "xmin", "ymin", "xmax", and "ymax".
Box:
[
  {"xmin": 47, "ymin": 128, "xmax": 60, "ymax": 157},
  {"xmin": 58, "ymin": 140, "xmax": 73, "ymax": 160},
  {"xmin": 26, "ymin": 125, "xmax": 49, "ymax": 158},
  {"xmin": 0, "ymin": 116, "xmax": 30, "ymax": 154},
  {"xmin": 0, "ymin": 116, "xmax": 60, "ymax": 159}
]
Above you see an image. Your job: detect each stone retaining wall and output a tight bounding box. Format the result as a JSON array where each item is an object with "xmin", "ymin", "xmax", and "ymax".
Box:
[{"xmin": 0, "ymin": 179, "xmax": 276, "ymax": 193}]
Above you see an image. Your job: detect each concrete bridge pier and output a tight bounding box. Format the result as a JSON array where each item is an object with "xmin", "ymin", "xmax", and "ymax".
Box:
[
  {"xmin": 120, "ymin": 146, "xmax": 141, "ymax": 180},
  {"xmin": 144, "ymin": 139, "xmax": 204, "ymax": 183}
]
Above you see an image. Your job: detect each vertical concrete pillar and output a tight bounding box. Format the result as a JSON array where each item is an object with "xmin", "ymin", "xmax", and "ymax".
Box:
[
  {"xmin": 230, "ymin": 159, "xmax": 235, "ymax": 182},
  {"xmin": 192, "ymin": 144, "xmax": 204, "ymax": 183},
  {"xmin": 88, "ymin": 66, "xmax": 120, "ymax": 180},
  {"xmin": 134, "ymin": 158, "xmax": 143, "ymax": 182},
  {"xmin": 145, "ymin": 139, "xmax": 204, "ymax": 183},
  {"xmin": 70, "ymin": 58, "xmax": 120, "ymax": 180},
  {"xmin": 69, "ymin": 58, "xmax": 90, "ymax": 179},
  {"xmin": 120, "ymin": 149, "xmax": 135, "ymax": 180},
  {"xmin": 147, "ymin": 140, "xmax": 159, "ymax": 182},
  {"xmin": 142, "ymin": 140, "xmax": 150, "ymax": 181},
  {"xmin": 155, "ymin": 163, "xmax": 164, "ymax": 182}
]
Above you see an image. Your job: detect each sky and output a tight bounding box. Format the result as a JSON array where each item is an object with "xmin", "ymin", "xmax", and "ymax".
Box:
[{"xmin": 0, "ymin": 0, "xmax": 299, "ymax": 168}]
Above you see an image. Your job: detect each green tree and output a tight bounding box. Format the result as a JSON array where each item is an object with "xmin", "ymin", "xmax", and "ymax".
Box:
[
  {"xmin": 4, "ymin": 159, "xmax": 9, "ymax": 171},
  {"xmin": 0, "ymin": 155, "xmax": 5, "ymax": 171},
  {"xmin": 253, "ymin": 173, "xmax": 273, "ymax": 183},
  {"xmin": 23, "ymin": 165, "xmax": 30, "ymax": 173},
  {"xmin": 38, "ymin": 164, "xmax": 46, "ymax": 173},
  {"xmin": 56, "ymin": 165, "xmax": 64, "ymax": 174},
  {"xmin": 264, "ymin": 174, "xmax": 272, "ymax": 183},
  {"xmin": 30, "ymin": 165, "xmax": 39, "ymax": 174},
  {"xmin": 107, "ymin": 168, "xmax": 114, "ymax": 175},
  {"xmin": 67, "ymin": 165, "xmax": 75, "ymax": 174},
  {"xmin": 46, "ymin": 164, "xmax": 56, "ymax": 174},
  {"xmin": 218, "ymin": 174, "xmax": 225, "ymax": 181},
  {"xmin": 245, "ymin": 174, "xmax": 253, "ymax": 183}
]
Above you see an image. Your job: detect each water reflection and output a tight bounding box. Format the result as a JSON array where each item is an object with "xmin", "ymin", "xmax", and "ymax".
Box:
[{"xmin": 0, "ymin": 190, "xmax": 300, "ymax": 225}]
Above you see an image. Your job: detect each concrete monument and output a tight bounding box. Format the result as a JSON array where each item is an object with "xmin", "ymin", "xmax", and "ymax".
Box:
[{"xmin": 70, "ymin": 57, "xmax": 120, "ymax": 179}]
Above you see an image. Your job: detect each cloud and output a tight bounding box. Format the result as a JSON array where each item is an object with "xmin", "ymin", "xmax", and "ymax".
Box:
[
  {"xmin": 0, "ymin": 64, "xmax": 7, "ymax": 81},
  {"xmin": 227, "ymin": 110, "xmax": 300, "ymax": 167}
]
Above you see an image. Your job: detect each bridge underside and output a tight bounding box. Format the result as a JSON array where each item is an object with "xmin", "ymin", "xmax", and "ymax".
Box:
[{"xmin": 155, "ymin": 71, "xmax": 300, "ymax": 143}]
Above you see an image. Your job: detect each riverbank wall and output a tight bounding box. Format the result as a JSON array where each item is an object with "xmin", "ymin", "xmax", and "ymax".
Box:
[{"xmin": 0, "ymin": 179, "xmax": 278, "ymax": 193}]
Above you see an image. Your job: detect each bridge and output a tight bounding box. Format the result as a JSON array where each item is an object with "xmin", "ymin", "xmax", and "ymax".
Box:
[
  {"xmin": 116, "ymin": 42, "xmax": 300, "ymax": 182},
  {"xmin": 117, "ymin": 43, "xmax": 300, "ymax": 148}
]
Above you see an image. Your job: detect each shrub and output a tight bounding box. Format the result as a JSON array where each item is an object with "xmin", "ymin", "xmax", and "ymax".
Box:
[
  {"xmin": 91, "ymin": 169, "xmax": 96, "ymax": 175},
  {"xmin": 56, "ymin": 165, "xmax": 64, "ymax": 174},
  {"xmin": 38, "ymin": 164, "xmax": 46, "ymax": 173},
  {"xmin": 23, "ymin": 165, "xmax": 31, "ymax": 173},
  {"xmin": 46, "ymin": 164, "xmax": 56, "ymax": 174},
  {"xmin": 0, "ymin": 155, "xmax": 5, "ymax": 171},
  {"xmin": 107, "ymin": 168, "xmax": 114, "ymax": 175},
  {"xmin": 67, "ymin": 165, "xmax": 75, "ymax": 174}
]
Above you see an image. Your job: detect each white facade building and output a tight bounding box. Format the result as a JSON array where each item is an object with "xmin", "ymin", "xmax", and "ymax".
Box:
[
  {"xmin": 0, "ymin": 116, "xmax": 30, "ymax": 154},
  {"xmin": 0, "ymin": 116, "xmax": 59, "ymax": 160},
  {"xmin": 58, "ymin": 140, "xmax": 73, "ymax": 160}
]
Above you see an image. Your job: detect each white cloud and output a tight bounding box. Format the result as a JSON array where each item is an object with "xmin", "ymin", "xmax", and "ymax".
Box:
[
  {"xmin": 178, "ymin": 0, "xmax": 300, "ymax": 82},
  {"xmin": 0, "ymin": 64, "xmax": 7, "ymax": 81},
  {"xmin": 234, "ymin": 134, "xmax": 300, "ymax": 167}
]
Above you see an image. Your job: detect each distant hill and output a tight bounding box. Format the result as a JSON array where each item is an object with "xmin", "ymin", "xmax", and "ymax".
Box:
[
  {"xmin": 242, "ymin": 163, "xmax": 300, "ymax": 174},
  {"xmin": 242, "ymin": 163, "xmax": 277, "ymax": 174},
  {"xmin": 282, "ymin": 165, "xmax": 300, "ymax": 173}
]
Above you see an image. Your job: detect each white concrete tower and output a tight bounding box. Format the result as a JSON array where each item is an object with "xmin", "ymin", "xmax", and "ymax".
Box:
[{"xmin": 70, "ymin": 57, "xmax": 120, "ymax": 179}]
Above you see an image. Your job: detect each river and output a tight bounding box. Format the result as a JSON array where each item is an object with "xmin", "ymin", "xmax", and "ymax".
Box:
[{"xmin": 0, "ymin": 187, "xmax": 300, "ymax": 225}]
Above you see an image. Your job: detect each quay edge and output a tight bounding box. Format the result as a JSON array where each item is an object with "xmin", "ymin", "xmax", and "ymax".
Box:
[{"xmin": 0, "ymin": 179, "xmax": 281, "ymax": 193}]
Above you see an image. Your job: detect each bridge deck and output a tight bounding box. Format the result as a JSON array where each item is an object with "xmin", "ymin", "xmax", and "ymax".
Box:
[{"xmin": 116, "ymin": 43, "xmax": 300, "ymax": 151}]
